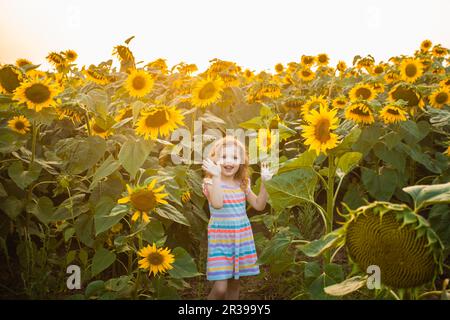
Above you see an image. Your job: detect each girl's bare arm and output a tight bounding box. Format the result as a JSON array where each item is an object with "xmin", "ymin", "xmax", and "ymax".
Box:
[
  {"xmin": 205, "ymin": 176, "xmax": 224, "ymax": 209},
  {"xmin": 246, "ymin": 183, "xmax": 268, "ymax": 211}
]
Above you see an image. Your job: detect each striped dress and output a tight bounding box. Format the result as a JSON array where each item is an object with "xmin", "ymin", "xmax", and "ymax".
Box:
[{"xmin": 202, "ymin": 178, "xmax": 260, "ymax": 281}]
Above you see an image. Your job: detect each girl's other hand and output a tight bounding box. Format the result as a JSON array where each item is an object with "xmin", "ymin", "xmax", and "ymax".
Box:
[
  {"xmin": 261, "ymin": 161, "xmax": 275, "ymax": 181},
  {"xmin": 202, "ymin": 158, "xmax": 221, "ymax": 177}
]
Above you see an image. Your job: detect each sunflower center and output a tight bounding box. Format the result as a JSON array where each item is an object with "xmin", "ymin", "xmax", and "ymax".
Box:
[
  {"xmin": 24, "ymin": 83, "xmax": 51, "ymax": 104},
  {"xmin": 351, "ymin": 106, "xmax": 370, "ymax": 116},
  {"xmin": 302, "ymin": 70, "xmax": 311, "ymax": 77},
  {"xmin": 145, "ymin": 109, "xmax": 168, "ymax": 127},
  {"xmin": 405, "ymin": 64, "xmax": 418, "ymax": 77},
  {"xmin": 355, "ymin": 87, "xmax": 372, "ymax": 99},
  {"xmin": 314, "ymin": 118, "xmax": 331, "ymax": 142},
  {"xmin": 318, "ymin": 55, "xmax": 327, "ymax": 63},
  {"xmin": 130, "ymin": 189, "xmax": 157, "ymax": 212},
  {"xmin": 387, "ymin": 108, "xmax": 400, "ymax": 115},
  {"xmin": 132, "ymin": 76, "xmax": 147, "ymax": 90},
  {"xmin": 435, "ymin": 92, "xmax": 448, "ymax": 104},
  {"xmin": 147, "ymin": 252, "xmax": 164, "ymax": 265},
  {"xmin": 198, "ymin": 82, "xmax": 217, "ymax": 99},
  {"xmin": 15, "ymin": 121, "xmax": 25, "ymax": 130}
]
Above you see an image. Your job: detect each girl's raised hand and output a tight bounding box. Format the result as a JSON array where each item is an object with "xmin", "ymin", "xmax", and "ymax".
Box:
[
  {"xmin": 261, "ymin": 161, "xmax": 275, "ymax": 181},
  {"xmin": 202, "ymin": 158, "xmax": 221, "ymax": 177}
]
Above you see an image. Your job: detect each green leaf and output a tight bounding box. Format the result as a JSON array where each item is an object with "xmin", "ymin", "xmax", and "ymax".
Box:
[
  {"xmin": 91, "ymin": 248, "xmax": 116, "ymax": 277},
  {"xmin": 167, "ymin": 247, "xmax": 202, "ymax": 279},
  {"xmin": 0, "ymin": 128, "xmax": 25, "ymax": 153},
  {"xmin": 155, "ymin": 203, "xmax": 190, "ymax": 226},
  {"xmin": 85, "ymin": 280, "xmax": 106, "ymax": 298},
  {"xmin": 373, "ymin": 142, "xmax": 406, "ymax": 173},
  {"xmin": 352, "ymin": 125, "xmax": 383, "ymax": 157},
  {"xmin": 257, "ymin": 233, "xmax": 292, "ymax": 265},
  {"xmin": 118, "ymin": 138, "xmax": 152, "ymax": 178},
  {"xmin": 299, "ymin": 230, "xmax": 342, "ymax": 257},
  {"xmin": 0, "ymin": 182, "xmax": 6, "ymax": 197},
  {"xmin": 335, "ymin": 152, "xmax": 362, "ymax": 176},
  {"xmin": 74, "ymin": 213, "xmax": 95, "ymax": 248},
  {"xmin": 277, "ymin": 150, "xmax": 317, "ymax": 174},
  {"xmin": 0, "ymin": 196, "xmax": 24, "ymax": 220},
  {"xmin": 26, "ymin": 196, "xmax": 55, "ymax": 224},
  {"xmin": 94, "ymin": 200, "xmax": 127, "ymax": 236},
  {"xmin": 8, "ymin": 161, "xmax": 41, "ymax": 190},
  {"xmin": 334, "ymin": 126, "xmax": 361, "ymax": 154},
  {"xmin": 264, "ymin": 168, "xmax": 318, "ymax": 212},
  {"xmin": 403, "ymin": 182, "xmax": 450, "ymax": 211},
  {"xmin": 398, "ymin": 120, "xmax": 430, "ymax": 144},
  {"xmin": 361, "ymin": 167, "xmax": 398, "ymax": 201},
  {"xmin": 397, "ymin": 142, "xmax": 442, "ymax": 174},
  {"xmin": 89, "ymin": 155, "xmax": 121, "ymax": 191},
  {"xmin": 141, "ymin": 219, "xmax": 166, "ymax": 245}
]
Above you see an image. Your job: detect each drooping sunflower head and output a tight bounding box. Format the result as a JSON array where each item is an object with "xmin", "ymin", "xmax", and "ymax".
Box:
[
  {"xmin": 88, "ymin": 117, "xmax": 113, "ymax": 139},
  {"xmin": 146, "ymin": 58, "xmax": 168, "ymax": 74},
  {"xmin": 259, "ymin": 83, "xmax": 282, "ymax": 99},
  {"xmin": 428, "ymin": 87, "xmax": 450, "ymax": 109},
  {"xmin": 124, "ymin": 69, "xmax": 154, "ymax": 98},
  {"xmin": 301, "ymin": 105, "xmax": 339, "ymax": 156},
  {"xmin": 332, "ymin": 96, "xmax": 348, "ymax": 109},
  {"xmin": 372, "ymin": 82, "xmax": 385, "ymax": 94},
  {"xmin": 114, "ymin": 105, "xmax": 133, "ymax": 122},
  {"xmin": 283, "ymin": 97, "xmax": 304, "ymax": 111},
  {"xmin": 112, "ymin": 45, "xmax": 135, "ymax": 63},
  {"xmin": 15, "ymin": 58, "xmax": 33, "ymax": 68},
  {"xmin": 46, "ymin": 52, "xmax": 67, "ymax": 69},
  {"xmin": 371, "ymin": 64, "xmax": 385, "ymax": 75},
  {"xmin": 384, "ymin": 71, "xmax": 399, "ymax": 84},
  {"xmin": 344, "ymin": 201, "xmax": 444, "ymax": 289},
  {"xmin": 56, "ymin": 102, "xmax": 85, "ymax": 123},
  {"xmin": 82, "ymin": 65, "xmax": 110, "ymax": 85},
  {"xmin": 379, "ymin": 105, "xmax": 408, "ymax": 124},
  {"xmin": 13, "ymin": 77, "xmax": 61, "ymax": 112},
  {"xmin": 7, "ymin": 115, "xmax": 31, "ymax": 135},
  {"xmin": 135, "ymin": 104, "xmax": 184, "ymax": 140},
  {"xmin": 220, "ymin": 73, "xmax": 240, "ymax": 88},
  {"xmin": 432, "ymin": 45, "xmax": 448, "ymax": 58},
  {"xmin": 399, "ymin": 58, "xmax": 424, "ymax": 83},
  {"xmin": 388, "ymin": 84, "xmax": 425, "ymax": 110},
  {"xmin": 349, "ymin": 83, "xmax": 377, "ymax": 102},
  {"xmin": 345, "ymin": 103, "xmax": 375, "ymax": 125},
  {"xmin": 118, "ymin": 180, "xmax": 169, "ymax": 223},
  {"xmin": 297, "ymin": 68, "xmax": 315, "ymax": 82},
  {"xmin": 301, "ymin": 95, "xmax": 328, "ymax": 116},
  {"xmin": 420, "ymin": 40, "xmax": 432, "ymax": 53},
  {"xmin": 316, "ymin": 53, "xmax": 329, "ymax": 66},
  {"xmin": 0, "ymin": 65, "xmax": 23, "ymax": 94},
  {"xmin": 138, "ymin": 243, "xmax": 175, "ymax": 276},
  {"xmin": 191, "ymin": 77, "xmax": 224, "ymax": 108},
  {"xmin": 439, "ymin": 77, "xmax": 450, "ymax": 89},
  {"xmin": 63, "ymin": 49, "xmax": 78, "ymax": 62}
]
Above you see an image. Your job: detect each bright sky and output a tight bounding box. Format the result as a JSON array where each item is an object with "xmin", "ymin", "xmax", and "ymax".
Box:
[{"xmin": 0, "ymin": 0, "xmax": 449, "ymax": 73}]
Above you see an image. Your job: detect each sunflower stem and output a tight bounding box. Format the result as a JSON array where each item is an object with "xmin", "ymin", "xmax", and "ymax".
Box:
[
  {"xmin": 324, "ymin": 154, "xmax": 335, "ymax": 263},
  {"xmin": 29, "ymin": 121, "xmax": 39, "ymax": 169}
]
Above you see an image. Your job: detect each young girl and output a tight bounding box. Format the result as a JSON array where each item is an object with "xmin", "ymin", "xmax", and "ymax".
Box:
[{"xmin": 201, "ymin": 136, "xmax": 274, "ymax": 300}]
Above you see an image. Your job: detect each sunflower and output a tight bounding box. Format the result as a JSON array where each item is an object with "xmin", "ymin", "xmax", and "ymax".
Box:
[
  {"xmin": 345, "ymin": 103, "xmax": 375, "ymax": 124},
  {"xmin": 316, "ymin": 53, "xmax": 329, "ymax": 66},
  {"xmin": 420, "ymin": 40, "xmax": 432, "ymax": 53},
  {"xmin": 372, "ymin": 82, "xmax": 385, "ymax": 94},
  {"xmin": 124, "ymin": 69, "xmax": 154, "ymax": 98},
  {"xmin": 112, "ymin": 45, "xmax": 135, "ymax": 64},
  {"xmin": 220, "ymin": 74, "xmax": 240, "ymax": 87},
  {"xmin": 332, "ymin": 96, "xmax": 348, "ymax": 109},
  {"xmin": 399, "ymin": 58, "xmax": 424, "ymax": 83},
  {"xmin": 178, "ymin": 63, "xmax": 198, "ymax": 75},
  {"xmin": 88, "ymin": 117, "xmax": 113, "ymax": 139},
  {"xmin": 114, "ymin": 106, "xmax": 133, "ymax": 122},
  {"xmin": 63, "ymin": 49, "xmax": 78, "ymax": 62},
  {"xmin": 56, "ymin": 102, "xmax": 85, "ymax": 123},
  {"xmin": 82, "ymin": 66, "xmax": 110, "ymax": 85},
  {"xmin": 135, "ymin": 105, "xmax": 184, "ymax": 140},
  {"xmin": 0, "ymin": 65, "xmax": 23, "ymax": 94},
  {"xmin": 191, "ymin": 77, "xmax": 224, "ymax": 108},
  {"xmin": 15, "ymin": 58, "xmax": 33, "ymax": 68},
  {"xmin": 388, "ymin": 84, "xmax": 425, "ymax": 110},
  {"xmin": 432, "ymin": 45, "xmax": 448, "ymax": 58},
  {"xmin": 379, "ymin": 105, "xmax": 408, "ymax": 124},
  {"xmin": 371, "ymin": 64, "xmax": 385, "ymax": 75},
  {"xmin": 118, "ymin": 179, "xmax": 168, "ymax": 223},
  {"xmin": 260, "ymin": 83, "xmax": 282, "ymax": 98},
  {"xmin": 428, "ymin": 87, "xmax": 450, "ymax": 109},
  {"xmin": 138, "ymin": 243, "xmax": 175, "ymax": 276},
  {"xmin": 7, "ymin": 115, "xmax": 31, "ymax": 134},
  {"xmin": 146, "ymin": 58, "xmax": 168, "ymax": 74},
  {"xmin": 274, "ymin": 63, "xmax": 284, "ymax": 74},
  {"xmin": 13, "ymin": 77, "xmax": 60, "ymax": 112},
  {"xmin": 439, "ymin": 77, "xmax": 450, "ymax": 88},
  {"xmin": 301, "ymin": 105, "xmax": 339, "ymax": 155},
  {"xmin": 297, "ymin": 68, "xmax": 315, "ymax": 82},
  {"xmin": 301, "ymin": 55, "xmax": 316, "ymax": 67},
  {"xmin": 301, "ymin": 95, "xmax": 328, "ymax": 116},
  {"xmin": 336, "ymin": 61, "xmax": 347, "ymax": 72},
  {"xmin": 349, "ymin": 83, "xmax": 377, "ymax": 102},
  {"xmin": 445, "ymin": 145, "xmax": 450, "ymax": 157},
  {"xmin": 243, "ymin": 69, "xmax": 254, "ymax": 80},
  {"xmin": 384, "ymin": 71, "xmax": 399, "ymax": 84},
  {"xmin": 283, "ymin": 97, "xmax": 303, "ymax": 110},
  {"xmin": 257, "ymin": 128, "xmax": 277, "ymax": 153}
]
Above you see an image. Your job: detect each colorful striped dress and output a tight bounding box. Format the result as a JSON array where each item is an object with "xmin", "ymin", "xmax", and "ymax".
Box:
[{"xmin": 202, "ymin": 178, "xmax": 260, "ymax": 281}]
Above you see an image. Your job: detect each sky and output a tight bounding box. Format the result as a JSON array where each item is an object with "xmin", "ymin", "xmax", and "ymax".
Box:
[{"xmin": 0, "ymin": 0, "xmax": 449, "ymax": 73}]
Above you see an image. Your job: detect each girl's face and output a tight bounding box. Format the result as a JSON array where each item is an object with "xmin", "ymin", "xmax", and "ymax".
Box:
[{"xmin": 216, "ymin": 144, "xmax": 243, "ymax": 177}]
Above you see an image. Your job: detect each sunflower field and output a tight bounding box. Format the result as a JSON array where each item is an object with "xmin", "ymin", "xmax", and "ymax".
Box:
[{"xmin": 0, "ymin": 37, "xmax": 449, "ymax": 300}]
